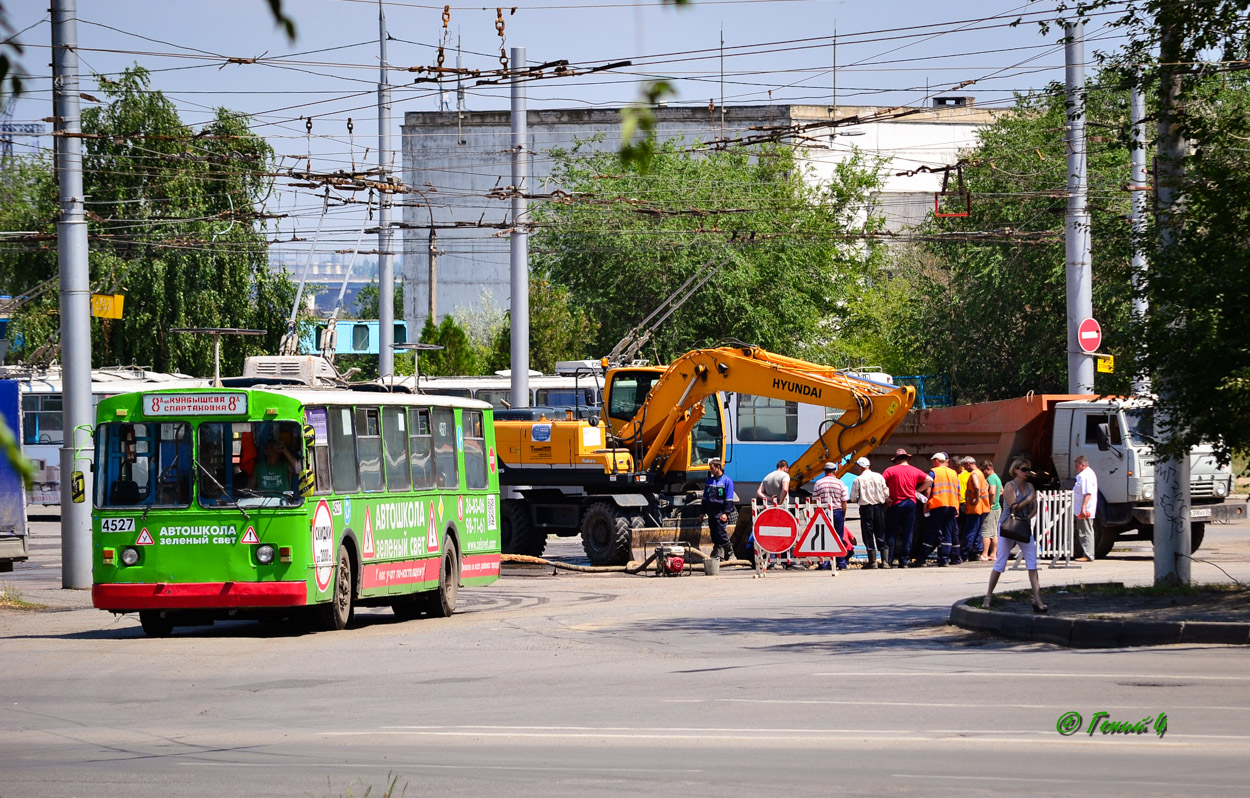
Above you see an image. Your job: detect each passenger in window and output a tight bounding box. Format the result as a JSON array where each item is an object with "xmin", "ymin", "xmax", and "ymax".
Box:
[{"xmin": 249, "ymin": 437, "xmax": 300, "ymax": 493}]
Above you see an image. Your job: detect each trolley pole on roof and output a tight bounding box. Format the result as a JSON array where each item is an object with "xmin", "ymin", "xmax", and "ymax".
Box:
[
  {"xmin": 510, "ymin": 47, "xmax": 530, "ymax": 407},
  {"xmin": 1064, "ymin": 20, "xmax": 1094, "ymax": 394},
  {"xmin": 52, "ymin": 0, "xmax": 94, "ymax": 589},
  {"xmin": 377, "ymin": 0, "xmax": 395, "ymax": 377}
]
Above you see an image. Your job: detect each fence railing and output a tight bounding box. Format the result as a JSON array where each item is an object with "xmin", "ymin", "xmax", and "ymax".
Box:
[{"xmin": 1010, "ymin": 489, "xmax": 1074, "ymax": 569}]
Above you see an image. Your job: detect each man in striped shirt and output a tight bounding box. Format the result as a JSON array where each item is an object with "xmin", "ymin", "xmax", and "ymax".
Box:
[{"xmin": 812, "ymin": 462, "xmax": 851, "ymax": 569}]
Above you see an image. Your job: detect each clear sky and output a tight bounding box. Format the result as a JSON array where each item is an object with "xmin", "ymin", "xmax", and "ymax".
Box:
[{"xmin": 3, "ymin": 1, "xmax": 1124, "ymax": 268}]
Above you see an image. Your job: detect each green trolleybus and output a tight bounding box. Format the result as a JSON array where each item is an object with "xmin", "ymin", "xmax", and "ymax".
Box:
[{"xmin": 90, "ymin": 387, "xmax": 501, "ymax": 636}]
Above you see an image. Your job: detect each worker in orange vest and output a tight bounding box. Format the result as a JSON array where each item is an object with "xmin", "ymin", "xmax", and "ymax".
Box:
[
  {"xmin": 960, "ymin": 456, "xmax": 992, "ymax": 560},
  {"xmin": 912, "ymin": 452, "xmax": 961, "ymax": 566}
]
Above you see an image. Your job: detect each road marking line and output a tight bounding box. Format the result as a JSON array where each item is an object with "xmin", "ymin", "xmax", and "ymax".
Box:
[
  {"xmin": 701, "ymin": 698, "xmax": 1250, "ymax": 711},
  {"xmin": 895, "ymin": 774, "xmax": 1247, "ymax": 789},
  {"xmin": 178, "ymin": 762, "xmax": 702, "ymax": 773},
  {"xmin": 818, "ymin": 672, "xmax": 1250, "ymax": 681}
]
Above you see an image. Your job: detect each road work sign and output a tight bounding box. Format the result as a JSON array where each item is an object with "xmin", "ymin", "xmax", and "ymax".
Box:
[
  {"xmin": 794, "ymin": 506, "xmax": 849, "ymax": 557},
  {"xmin": 753, "ymin": 507, "xmax": 798, "ymax": 554}
]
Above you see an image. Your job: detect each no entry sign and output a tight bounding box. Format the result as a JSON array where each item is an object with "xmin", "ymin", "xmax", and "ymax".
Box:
[
  {"xmin": 1078, "ymin": 317, "xmax": 1102, "ymax": 354},
  {"xmin": 753, "ymin": 507, "xmax": 798, "ymax": 554}
]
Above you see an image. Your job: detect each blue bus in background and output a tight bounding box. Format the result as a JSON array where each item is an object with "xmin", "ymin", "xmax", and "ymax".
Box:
[
  {"xmin": 302, "ymin": 319, "xmax": 409, "ymax": 356},
  {"xmin": 0, "ymin": 379, "xmax": 29, "ymax": 571}
]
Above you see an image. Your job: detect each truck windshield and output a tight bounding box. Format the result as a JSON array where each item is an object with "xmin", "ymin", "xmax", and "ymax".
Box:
[
  {"xmin": 198, "ymin": 421, "xmax": 304, "ymax": 509},
  {"xmin": 1124, "ymin": 407, "xmax": 1155, "ymax": 446}
]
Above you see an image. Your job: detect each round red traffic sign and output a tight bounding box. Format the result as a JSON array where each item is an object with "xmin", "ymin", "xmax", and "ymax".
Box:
[
  {"xmin": 753, "ymin": 507, "xmax": 798, "ymax": 554},
  {"xmin": 1078, "ymin": 317, "xmax": 1102, "ymax": 354}
]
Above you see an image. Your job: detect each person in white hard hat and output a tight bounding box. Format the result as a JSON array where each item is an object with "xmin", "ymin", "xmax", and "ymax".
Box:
[{"xmin": 850, "ymin": 456, "xmax": 889, "ymax": 569}]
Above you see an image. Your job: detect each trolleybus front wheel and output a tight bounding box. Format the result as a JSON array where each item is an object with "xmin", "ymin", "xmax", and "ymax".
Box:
[{"xmin": 314, "ymin": 544, "xmax": 355, "ymax": 631}]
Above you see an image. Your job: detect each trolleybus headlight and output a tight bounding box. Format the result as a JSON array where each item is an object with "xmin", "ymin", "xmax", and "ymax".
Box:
[
  {"xmin": 120, "ymin": 547, "xmax": 140, "ymax": 566},
  {"xmin": 256, "ymin": 544, "xmax": 276, "ymax": 564}
]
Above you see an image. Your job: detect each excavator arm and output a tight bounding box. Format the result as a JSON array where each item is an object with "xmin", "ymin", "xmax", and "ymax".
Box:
[{"xmin": 615, "ymin": 346, "xmax": 915, "ymax": 485}]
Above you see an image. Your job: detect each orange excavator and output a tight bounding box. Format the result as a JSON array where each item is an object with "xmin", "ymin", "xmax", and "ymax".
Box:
[{"xmin": 494, "ymin": 345, "xmax": 915, "ymax": 565}]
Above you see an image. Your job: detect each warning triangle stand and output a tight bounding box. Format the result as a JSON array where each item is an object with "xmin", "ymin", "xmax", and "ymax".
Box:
[{"xmin": 794, "ymin": 506, "xmax": 849, "ymax": 557}]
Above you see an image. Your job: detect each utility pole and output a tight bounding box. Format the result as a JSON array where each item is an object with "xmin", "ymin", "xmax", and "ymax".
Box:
[
  {"xmin": 377, "ymin": 0, "xmax": 395, "ymax": 377},
  {"xmin": 1153, "ymin": 13, "xmax": 1190, "ymax": 585},
  {"xmin": 509, "ymin": 47, "xmax": 530, "ymax": 408},
  {"xmin": 51, "ymin": 0, "xmax": 93, "ymax": 589},
  {"xmin": 1129, "ymin": 76, "xmax": 1150, "ymax": 397},
  {"xmin": 427, "ymin": 227, "xmax": 438, "ymax": 321},
  {"xmin": 832, "ymin": 27, "xmax": 837, "ymax": 123},
  {"xmin": 1064, "ymin": 21, "xmax": 1094, "ymax": 394}
]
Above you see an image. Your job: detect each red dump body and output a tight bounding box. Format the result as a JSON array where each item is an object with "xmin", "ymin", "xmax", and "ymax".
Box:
[{"xmin": 868, "ymin": 394, "xmax": 1093, "ymax": 480}]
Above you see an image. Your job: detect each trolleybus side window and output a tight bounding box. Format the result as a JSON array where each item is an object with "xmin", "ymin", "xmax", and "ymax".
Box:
[
  {"xmin": 328, "ymin": 406, "xmax": 360, "ymax": 494},
  {"xmin": 356, "ymin": 407, "xmax": 385, "ymax": 493},
  {"xmin": 432, "ymin": 407, "xmax": 459, "ymax": 489},
  {"xmin": 381, "ymin": 406, "xmax": 411, "ymax": 492},
  {"xmin": 737, "ymin": 395, "xmax": 798, "ymax": 442},
  {"xmin": 409, "ymin": 407, "xmax": 435, "ymax": 489},
  {"xmin": 198, "ymin": 421, "xmax": 303, "ymax": 508},
  {"xmin": 23, "ymin": 394, "xmax": 64, "ymax": 445},
  {"xmin": 305, "ymin": 407, "xmax": 332, "ymax": 495},
  {"xmin": 475, "ymin": 389, "xmax": 511, "ymax": 409},
  {"xmin": 463, "ymin": 410, "xmax": 488, "ymax": 490},
  {"xmin": 96, "ymin": 421, "xmax": 192, "ymax": 508}
]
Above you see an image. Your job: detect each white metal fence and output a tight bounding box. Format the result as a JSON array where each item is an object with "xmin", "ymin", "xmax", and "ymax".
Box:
[{"xmin": 1010, "ymin": 489, "xmax": 1074, "ymax": 569}]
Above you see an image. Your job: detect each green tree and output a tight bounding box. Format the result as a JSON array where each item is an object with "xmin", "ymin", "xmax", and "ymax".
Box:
[
  {"xmin": 873, "ymin": 76, "xmax": 1138, "ymax": 401},
  {"xmin": 5, "ymin": 66, "xmax": 295, "ymax": 375},
  {"xmin": 485, "ymin": 279, "xmax": 600, "ymax": 374},
  {"xmin": 532, "ymin": 139, "xmax": 885, "ymax": 365},
  {"xmin": 418, "ymin": 315, "xmax": 484, "ymax": 376}
]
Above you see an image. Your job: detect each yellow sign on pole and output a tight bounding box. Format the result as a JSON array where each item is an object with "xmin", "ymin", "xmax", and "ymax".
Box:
[
  {"xmin": 90, "ymin": 294, "xmax": 125, "ymax": 319},
  {"xmin": 1096, "ymin": 354, "xmax": 1114, "ymax": 374}
]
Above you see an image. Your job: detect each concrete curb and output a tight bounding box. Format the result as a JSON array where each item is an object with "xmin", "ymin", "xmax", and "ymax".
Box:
[{"xmin": 949, "ymin": 599, "xmax": 1250, "ymax": 647}]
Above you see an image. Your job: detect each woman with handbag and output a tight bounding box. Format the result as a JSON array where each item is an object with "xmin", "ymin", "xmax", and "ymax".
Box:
[{"xmin": 983, "ymin": 458, "xmax": 1049, "ymax": 613}]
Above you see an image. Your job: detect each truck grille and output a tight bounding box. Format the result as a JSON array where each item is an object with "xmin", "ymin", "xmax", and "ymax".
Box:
[{"xmin": 1190, "ymin": 481, "xmax": 1217, "ymax": 498}]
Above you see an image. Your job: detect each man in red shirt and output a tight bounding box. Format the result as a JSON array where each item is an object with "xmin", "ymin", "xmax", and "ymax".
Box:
[{"xmin": 881, "ymin": 448, "xmax": 933, "ymax": 569}]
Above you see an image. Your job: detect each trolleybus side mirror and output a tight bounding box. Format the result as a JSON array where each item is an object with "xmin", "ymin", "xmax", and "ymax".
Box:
[
  {"xmin": 70, "ymin": 470, "xmax": 86, "ymax": 503},
  {"xmin": 299, "ymin": 468, "xmax": 315, "ymax": 497}
]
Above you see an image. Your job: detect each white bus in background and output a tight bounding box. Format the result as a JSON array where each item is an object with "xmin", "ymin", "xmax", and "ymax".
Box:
[
  {"xmin": 3, "ymin": 366, "xmax": 208, "ymax": 506},
  {"xmin": 401, "ymin": 361, "xmax": 604, "ymax": 412}
]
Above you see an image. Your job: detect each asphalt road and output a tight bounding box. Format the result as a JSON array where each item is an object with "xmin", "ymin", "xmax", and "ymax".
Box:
[{"xmin": 3, "ymin": 514, "xmax": 1250, "ymax": 797}]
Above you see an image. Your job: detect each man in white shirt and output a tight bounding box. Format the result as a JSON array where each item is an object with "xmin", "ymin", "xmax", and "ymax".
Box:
[
  {"xmin": 1073, "ymin": 455, "xmax": 1099, "ymax": 562},
  {"xmin": 850, "ymin": 456, "xmax": 889, "ymax": 569}
]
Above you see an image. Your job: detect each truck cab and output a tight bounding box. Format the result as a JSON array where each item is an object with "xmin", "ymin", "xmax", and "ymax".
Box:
[{"xmin": 1051, "ymin": 398, "xmax": 1242, "ymax": 556}]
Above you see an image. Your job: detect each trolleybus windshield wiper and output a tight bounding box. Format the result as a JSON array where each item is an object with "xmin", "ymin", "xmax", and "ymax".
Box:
[{"xmin": 193, "ymin": 457, "xmax": 249, "ymax": 520}]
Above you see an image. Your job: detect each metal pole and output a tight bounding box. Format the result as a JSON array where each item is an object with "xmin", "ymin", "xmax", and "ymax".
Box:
[
  {"xmin": 428, "ymin": 227, "xmax": 438, "ymax": 321},
  {"xmin": 832, "ymin": 27, "xmax": 836, "ymax": 123},
  {"xmin": 1129, "ymin": 78, "xmax": 1150, "ymax": 397},
  {"xmin": 509, "ymin": 47, "xmax": 530, "ymax": 408},
  {"xmin": 52, "ymin": 0, "xmax": 94, "ymax": 589},
  {"xmin": 1064, "ymin": 21, "xmax": 1094, "ymax": 394},
  {"xmin": 377, "ymin": 0, "xmax": 395, "ymax": 377},
  {"xmin": 1153, "ymin": 18, "xmax": 1189, "ymax": 585},
  {"xmin": 719, "ymin": 27, "xmax": 725, "ymax": 138}
]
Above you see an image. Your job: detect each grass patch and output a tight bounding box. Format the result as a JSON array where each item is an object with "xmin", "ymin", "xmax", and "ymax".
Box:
[
  {"xmin": 319, "ymin": 772, "xmax": 407, "ymax": 798},
  {"xmin": 0, "ymin": 582, "xmax": 46, "ymax": 611}
]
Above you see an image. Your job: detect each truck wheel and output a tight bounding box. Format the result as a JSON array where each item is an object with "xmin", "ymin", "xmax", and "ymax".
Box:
[
  {"xmin": 1143, "ymin": 522, "xmax": 1206, "ymax": 555},
  {"xmin": 729, "ymin": 510, "xmax": 751, "ymax": 560},
  {"xmin": 501, "ymin": 499, "xmax": 546, "ymax": 557},
  {"xmin": 419, "ymin": 536, "xmax": 460, "ymax": 618},
  {"xmin": 139, "ymin": 610, "xmax": 175, "ymax": 638},
  {"xmin": 580, "ymin": 503, "xmax": 632, "ymax": 566},
  {"xmin": 1093, "ymin": 518, "xmax": 1118, "ymax": 560},
  {"xmin": 314, "ymin": 544, "xmax": 354, "ymax": 631}
]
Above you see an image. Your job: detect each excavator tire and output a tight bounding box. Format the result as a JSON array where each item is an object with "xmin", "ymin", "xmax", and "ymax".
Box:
[
  {"xmin": 580, "ymin": 502, "xmax": 632, "ymax": 566},
  {"xmin": 501, "ymin": 499, "xmax": 546, "ymax": 557},
  {"xmin": 729, "ymin": 509, "xmax": 751, "ymax": 560}
]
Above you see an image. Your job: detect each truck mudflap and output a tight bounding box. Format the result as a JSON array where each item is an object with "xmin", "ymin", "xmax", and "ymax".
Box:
[
  {"xmin": 1131, "ymin": 501, "xmax": 1248, "ymax": 526},
  {"xmin": 0, "ymin": 533, "xmax": 29, "ymax": 569}
]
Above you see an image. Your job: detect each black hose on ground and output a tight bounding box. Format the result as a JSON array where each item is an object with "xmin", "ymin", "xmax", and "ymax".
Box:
[{"xmin": 500, "ymin": 551, "xmax": 749, "ymax": 574}]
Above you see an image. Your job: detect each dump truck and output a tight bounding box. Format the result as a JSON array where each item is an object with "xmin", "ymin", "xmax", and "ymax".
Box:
[
  {"xmin": 869, "ymin": 394, "xmax": 1246, "ymax": 558},
  {"xmin": 495, "ymin": 345, "xmax": 916, "ymax": 565}
]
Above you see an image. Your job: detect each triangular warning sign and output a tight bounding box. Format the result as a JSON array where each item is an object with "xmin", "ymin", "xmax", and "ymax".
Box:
[
  {"xmin": 794, "ymin": 507, "xmax": 849, "ymax": 557},
  {"xmin": 428, "ymin": 501, "xmax": 439, "ymax": 553},
  {"xmin": 361, "ymin": 508, "xmax": 374, "ymax": 558},
  {"xmin": 135, "ymin": 528, "xmax": 154, "ymax": 545},
  {"xmin": 240, "ymin": 527, "xmax": 259, "ymax": 544}
]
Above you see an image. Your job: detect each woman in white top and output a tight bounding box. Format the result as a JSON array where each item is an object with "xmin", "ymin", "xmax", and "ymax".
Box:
[{"xmin": 983, "ymin": 458, "xmax": 1048, "ymax": 613}]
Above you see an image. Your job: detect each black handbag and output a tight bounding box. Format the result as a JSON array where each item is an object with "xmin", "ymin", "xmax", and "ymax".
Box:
[{"xmin": 1000, "ymin": 511, "xmax": 1032, "ymax": 543}]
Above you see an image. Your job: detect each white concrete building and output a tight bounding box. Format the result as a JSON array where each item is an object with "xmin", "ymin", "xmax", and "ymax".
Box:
[{"xmin": 400, "ymin": 98, "xmax": 999, "ymax": 331}]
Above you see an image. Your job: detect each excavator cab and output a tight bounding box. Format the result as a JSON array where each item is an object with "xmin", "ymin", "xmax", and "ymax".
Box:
[{"xmin": 605, "ymin": 366, "xmax": 726, "ymax": 491}]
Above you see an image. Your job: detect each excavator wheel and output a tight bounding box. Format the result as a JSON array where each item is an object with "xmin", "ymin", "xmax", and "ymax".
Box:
[
  {"xmin": 501, "ymin": 499, "xmax": 546, "ymax": 557},
  {"xmin": 729, "ymin": 509, "xmax": 751, "ymax": 560},
  {"xmin": 580, "ymin": 503, "xmax": 632, "ymax": 566}
]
